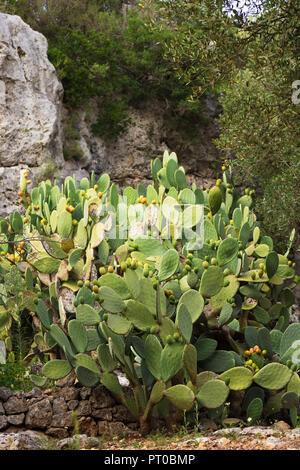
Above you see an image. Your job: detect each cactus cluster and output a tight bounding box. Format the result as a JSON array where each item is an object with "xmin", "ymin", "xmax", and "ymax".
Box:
[{"xmin": 0, "ymin": 150, "xmax": 299, "ymax": 432}]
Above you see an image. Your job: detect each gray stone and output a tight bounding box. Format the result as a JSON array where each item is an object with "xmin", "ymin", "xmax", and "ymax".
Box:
[
  {"xmin": 24, "ymin": 388, "xmax": 42, "ymax": 399},
  {"xmin": 7, "ymin": 413, "xmax": 25, "ymax": 426},
  {"xmin": 53, "ymin": 397, "xmax": 68, "ymax": 415},
  {"xmin": 0, "ymin": 414, "xmax": 8, "ymax": 430},
  {"xmin": 67, "ymin": 400, "xmax": 79, "ymax": 410},
  {"xmin": 55, "ymin": 372, "xmax": 76, "ymax": 388},
  {"xmin": 0, "ymin": 431, "xmax": 46, "ymax": 450},
  {"xmin": 58, "ymin": 387, "xmax": 79, "ymax": 401},
  {"xmin": 77, "ymin": 417, "xmax": 97, "ymax": 437},
  {"xmin": 79, "ymin": 387, "xmax": 92, "ymax": 400},
  {"xmin": 0, "ymin": 13, "xmax": 64, "ymax": 217},
  {"xmin": 90, "ymin": 385, "xmax": 115, "ymax": 409},
  {"xmin": 113, "ymin": 404, "xmax": 137, "ymax": 424},
  {"xmin": 0, "ymin": 387, "xmax": 13, "ymax": 401},
  {"xmin": 25, "ymin": 398, "xmax": 52, "ymax": 429},
  {"xmin": 45, "ymin": 427, "xmax": 69, "ymax": 439},
  {"xmin": 91, "ymin": 408, "xmax": 112, "ymax": 421},
  {"xmin": 75, "ymin": 400, "xmax": 91, "ymax": 417},
  {"xmin": 50, "ymin": 410, "xmax": 74, "ymax": 428},
  {"xmin": 3, "ymin": 396, "xmax": 28, "ymax": 414},
  {"xmin": 97, "ymin": 420, "xmax": 132, "ymax": 437},
  {"xmin": 56, "ymin": 434, "xmax": 101, "ymax": 450},
  {"xmin": 0, "ymin": 402, "xmax": 4, "ymax": 414}
]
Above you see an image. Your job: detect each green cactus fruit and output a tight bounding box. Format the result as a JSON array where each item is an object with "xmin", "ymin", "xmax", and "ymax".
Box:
[
  {"xmin": 164, "ymin": 384, "xmax": 195, "ymax": 411},
  {"xmin": 197, "ymin": 379, "xmax": 229, "ymax": 409},
  {"xmin": 208, "ymin": 186, "xmax": 222, "ymax": 215},
  {"xmin": 160, "ymin": 342, "xmax": 184, "ymax": 382},
  {"xmin": 76, "ymin": 304, "xmax": 101, "ymax": 325},
  {"xmin": 42, "ymin": 360, "xmax": 72, "ymax": 380},
  {"xmin": 246, "ymin": 397, "xmax": 263, "ymax": 424},
  {"xmin": 75, "ymin": 366, "xmax": 99, "ymax": 387},
  {"xmin": 68, "ymin": 320, "xmax": 88, "ymax": 353},
  {"xmin": 253, "ymin": 363, "xmax": 292, "ymax": 390},
  {"xmin": 145, "ymin": 334, "xmax": 163, "ymax": 380},
  {"xmin": 220, "ymin": 367, "xmax": 253, "ymax": 390}
]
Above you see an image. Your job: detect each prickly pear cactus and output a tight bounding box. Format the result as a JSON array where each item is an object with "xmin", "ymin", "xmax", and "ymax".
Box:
[{"xmin": 0, "ymin": 150, "xmax": 298, "ymax": 433}]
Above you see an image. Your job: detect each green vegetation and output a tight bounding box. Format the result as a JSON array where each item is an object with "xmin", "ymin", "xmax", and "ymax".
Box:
[
  {"xmin": 0, "ymin": 150, "xmax": 299, "ymax": 432},
  {"xmin": 0, "ymin": 0, "xmax": 207, "ymax": 140},
  {"xmin": 148, "ymin": 0, "xmax": 299, "ymax": 250}
]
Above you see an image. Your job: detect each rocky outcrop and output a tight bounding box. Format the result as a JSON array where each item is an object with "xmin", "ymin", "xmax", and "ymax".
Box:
[
  {"xmin": 61, "ymin": 94, "xmax": 222, "ymax": 189},
  {"xmin": 0, "ymin": 14, "xmax": 223, "ymax": 219},
  {"xmin": 0, "ymin": 13, "xmax": 64, "ymax": 217}
]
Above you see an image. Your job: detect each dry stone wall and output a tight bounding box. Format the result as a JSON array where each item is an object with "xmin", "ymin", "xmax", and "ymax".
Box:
[{"xmin": 0, "ymin": 376, "xmax": 139, "ymax": 439}]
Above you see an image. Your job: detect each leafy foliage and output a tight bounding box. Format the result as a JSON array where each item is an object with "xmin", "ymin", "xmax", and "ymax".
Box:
[
  {"xmin": 0, "ymin": 0, "xmax": 208, "ymax": 140},
  {"xmin": 146, "ymin": 0, "xmax": 300, "ymax": 249}
]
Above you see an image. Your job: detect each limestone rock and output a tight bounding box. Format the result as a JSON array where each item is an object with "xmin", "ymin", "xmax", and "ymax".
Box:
[
  {"xmin": 25, "ymin": 398, "xmax": 52, "ymax": 429},
  {"xmin": 3, "ymin": 396, "xmax": 28, "ymax": 414},
  {"xmin": 0, "ymin": 430, "xmax": 46, "ymax": 450},
  {"xmin": 0, "ymin": 13, "xmax": 63, "ymax": 217},
  {"xmin": 0, "ymin": 386, "xmax": 13, "ymax": 401},
  {"xmin": 56, "ymin": 434, "xmax": 101, "ymax": 450}
]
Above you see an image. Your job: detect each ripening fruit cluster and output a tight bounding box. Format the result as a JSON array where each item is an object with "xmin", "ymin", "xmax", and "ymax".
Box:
[
  {"xmin": 137, "ymin": 195, "xmax": 148, "ymax": 205},
  {"xmin": 245, "ymin": 345, "xmax": 266, "ymax": 356},
  {"xmin": 244, "ymin": 345, "xmax": 267, "ymax": 373}
]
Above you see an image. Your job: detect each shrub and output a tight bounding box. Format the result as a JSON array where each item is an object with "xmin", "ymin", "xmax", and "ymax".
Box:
[{"xmin": 0, "ymin": 151, "xmax": 299, "ymax": 432}]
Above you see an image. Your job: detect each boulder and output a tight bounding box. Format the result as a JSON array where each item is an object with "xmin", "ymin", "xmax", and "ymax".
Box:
[{"xmin": 0, "ymin": 13, "xmax": 63, "ymax": 217}]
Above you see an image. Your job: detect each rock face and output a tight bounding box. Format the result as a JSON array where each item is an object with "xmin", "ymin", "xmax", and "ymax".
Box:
[
  {"xmin": 61, "ymin": 95, "xmax": 222, "ymax": 189},
  {"xmin": 0, "ymin": 14, "xmax": 222, "ymax": 219},
  {"xmin": 0, "ymin": 13, "xmax": 63, "ymax": 216}
]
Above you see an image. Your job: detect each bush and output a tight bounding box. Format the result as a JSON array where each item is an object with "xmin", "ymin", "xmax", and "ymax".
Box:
[
  {"xmin": 0, "ymin": 1, "xmax": 208, "ymax": 140},
  {"xmin": 0, "ymin": 151, "xmax": 299, "ymax": 431}
]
